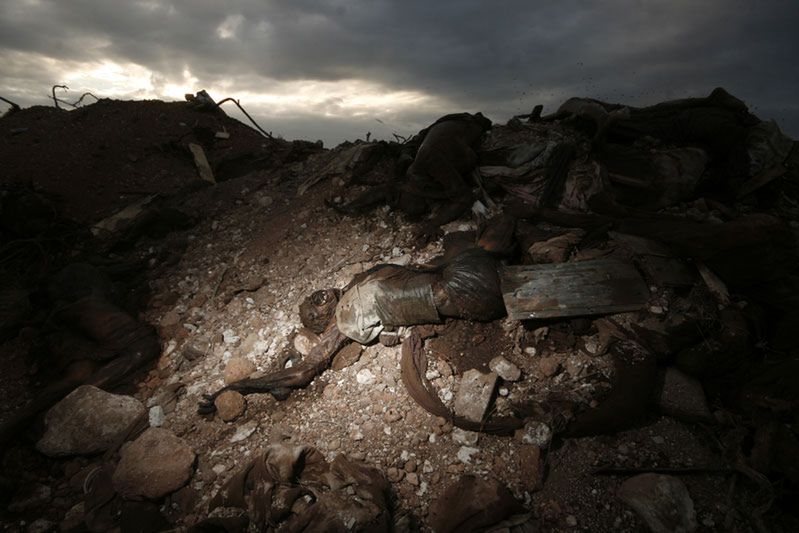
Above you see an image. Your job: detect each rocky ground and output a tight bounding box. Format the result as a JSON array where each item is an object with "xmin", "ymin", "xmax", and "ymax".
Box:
[{"xmin": 1, "ymin": 95, "xmax": 797, "ymax": 532}]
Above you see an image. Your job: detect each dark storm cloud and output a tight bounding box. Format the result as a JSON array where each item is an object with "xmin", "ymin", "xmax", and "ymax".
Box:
[{"xmin": 1, "ymin": 0, "xmax": 798, "ymax": 144}]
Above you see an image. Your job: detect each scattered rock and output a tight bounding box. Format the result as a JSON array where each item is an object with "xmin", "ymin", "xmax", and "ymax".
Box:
[
  {"xmin": 356, "ymin": 368, "xmax": 376, "ymax": 385},
  {"xmin": 383, "ymin": 409, "xmax": 403, "ymax": 423},
  {"xmin": 160, "ymin": 310, "xmax": 181, "ymax": 328},
  {"xmin": 452, "ymin": 428, "xmax": 480, "ymax": 446},
  {"xmin": 453, "ymin": 369, "xmax": 498, "ymax": 423},
  {"xmin": 113, "ymin": 428, "xmax": 196, "ymax": 500},
  {"xmin": 331, "ymin": 342, "xmax": 362, "ymax": 371},
  {"xmin": 214, "ymin": 390, "xmax": 246, "ymax": 422},
  {"xmin": 658, "ymin": 368, "xmax": 713, "ymax": 422},
  {"xmin": 517, "ymin": 445, "xmax": 543, "ymax": 490},
  {"xmin": 405, "ymin": 472, "xmax": 419, "ymax": 485},
  {"xmin": 222, "ymin": 329, "xmax": 240, "ymax": 345},
  {"xmin": 37, "ymin": 385, "xmax": 145, "ymax": 457},
  {"xmin": 60, "ymin": 502, "xmax": 85, "ymax": 531},
  {"xmin": 148, "ymin": 405, "xmax": 165, "ymax": 427},
  {"xmin": 489, "ymin": 356, "xmax": 522, "ymax": 381},
  {"xmin": 8, "ymin": 483, "xmax": 51, "ymax": 513},
  {"xmin": 223, "ymin": 357, "xmax": 256, "ymax": 385},
  {"xmin": 230, "ymin": 421, "xmax": 258, "ymax": 443},
  {"xmin": 387, "ymin": 467, "xmax": 405, "ymax": 482},
  {"xmin": 516, "ymin": 420, "xmax": 553, "ymax": 448},
  {"xmin": 617, "ymin": 473, "xmax": 697, "ymax": 533},
  {"xmin": 293, "ymin": 327, "xmax": 320, "ymax": 356},
  {"xmin": 27, "ymin": 519, "xmax": 54, "ymax": 533},
  {"xmin": 538, "ymin": 356, "xmax": 561, "ymax": 377},
  {"xmin": 457, "ymin": 446, "xmax": 479, "ymax": 464}
]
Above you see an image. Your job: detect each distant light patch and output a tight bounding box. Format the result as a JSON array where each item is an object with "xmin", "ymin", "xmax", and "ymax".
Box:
[
  {"xmin": 230, "ymin": 79, "xmax": 441, "ymax": 118},
  {"xmin": 217, "ymin": 14, "xmax": 244, "ymax": 40},
  {"xmin": 65, "ymin": 61, "xmax": 154, "ymax": 96}
]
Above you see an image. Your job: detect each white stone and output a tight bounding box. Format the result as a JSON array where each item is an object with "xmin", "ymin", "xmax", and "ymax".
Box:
[
  {"xmin": 148, "ymin": 405, "xmax": 165, "ymax": 427},
  {"xmin": 452, "ymin": 428, "xmax": 479, "ymax": 446},
  {"xmin": 489, "ymin": 356, "xmax": 522, "ymax": 382},
  {"xmin": 356, "ymin": 368, "xmax": 376, "ymax": 385},
  {"xmin": 519, "ymin": 421, "xmax": 553, "ymax": 447},
  {"xmin": 230, "ymin": 422, "xmax": 257, "ymax": 443},
  {"xmin": 222, "ymin": 329, "xmax": 239, "ymax": 344},
  {"xmin": 457, "ymin": 446, "xmax": 479, "ymax": 464}
]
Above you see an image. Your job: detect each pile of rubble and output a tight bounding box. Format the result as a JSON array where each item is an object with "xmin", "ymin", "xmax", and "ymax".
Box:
[{"xmin": 0, "ymin": 87, "xmax": 797, "ymax": 531}]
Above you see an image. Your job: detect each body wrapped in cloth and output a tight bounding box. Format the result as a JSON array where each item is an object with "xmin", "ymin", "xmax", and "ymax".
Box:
[{"xmin": 335, "ymin": 248, "xmax": 506, "ymax": 343}]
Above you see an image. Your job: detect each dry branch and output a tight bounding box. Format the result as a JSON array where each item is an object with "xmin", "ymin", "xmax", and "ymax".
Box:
[
  {"xmin": 215, "ymin": 97, "xmax": 274, "ymax": 139},
  {"xmin": 51, "ymin": 84, "xmax": 69, "ymax": 109}
]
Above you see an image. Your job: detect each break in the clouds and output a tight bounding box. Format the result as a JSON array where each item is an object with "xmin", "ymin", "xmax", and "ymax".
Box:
[{"xmin": 1, "ymin": 0, "xmax": 798, "ymax": 146}]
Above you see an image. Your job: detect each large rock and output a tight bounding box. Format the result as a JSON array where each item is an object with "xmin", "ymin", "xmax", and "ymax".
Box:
[
  {"xmin": 618, "ymin": 474, "xmax": 697, "ymax": 533},
  {"xmin": 214, "ymin": 390, "xmax": 246, "ymax": 422},
  {"xmin": 658, "ymin": 368, "xmax": 712, "ymax": 422},
  {"xmin": 223, "ymin": 357, "xmax": 256, "ymax": 384},
  {"xmin": 36, "ymin": 385, "xmax": 145, "ymax": 457},
  {"xmin": 453, "ymin": 369, "xmax": 498, "ymax": 423},
  {"xmin": 113, "ymin": 428, "xmax": 196, "ymax": 500},
  {"xmin": 489, "ymin": 356, "xmax": 521, "ymax": 381}
]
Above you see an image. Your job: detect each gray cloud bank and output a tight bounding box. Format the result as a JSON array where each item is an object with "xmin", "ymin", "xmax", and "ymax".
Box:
[{"xmin": 1, "ymin": 0, "xmax": 798, "ymax": 146}]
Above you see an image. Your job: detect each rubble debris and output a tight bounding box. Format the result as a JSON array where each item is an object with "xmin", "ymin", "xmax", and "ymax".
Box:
[
  {"xmin": 91, "ymin": 194, "xmax": 157, "ymax": 236},
  {"xmin": 36, "ymin": 385, "xmax": 144, "ymax": 456},
  {"xmin": 453, "ymin": 369, "xmax": 499, "ymax": 423},
  {"xmin": 658, "ymin": 368, "xmax": 713, "ymax": 422},
  {"xmin": 223, "ymin": 356, "xmax": 257, "ymax": 385},
  {"xmin": 489, "ymin": 355, "xmax": 521, "ymax": 381},
  {"xmin": 112, "ymin": 427, "xmax": 196, "ymax": 500},
  {"xmin": 2, "ymin": 87, "xmax": 798, "ymax": 530},
  {"xmin": 298, "ymin": 141, "xmax": 387, "ymax": 195},
  {"xmin": 213, "ymin": 390, "xmax": 246, "ymax": 422},
  {"xmin": 516, "ymin": 420, "xmax": 553, "ymax": 448},
  {"xmin": 200, "ymin": 444, "xmax": 392, "ymax": 532},
  {"xmin": 148, "ymin": 405, "xmax": 165, "ymax": 427},
  {"xmin": 331, "ymin": 341, "xmax": 362, "ymax": 370},
  {"xmin": 566, "ymin": 340, "xmax": 657, "ymax": 436},
  {"xmin": 0, "ymin": 264, "xmax": 160, "ymax": 444},
  {"xmin": 429, "ymin": 475, "xmax": 532, "ymax": 533},
  {"xmin": 617, "ymin": 473, "xmax": 698, "ymax": 533},
  {"xmin": 188, "ymin": 143, "xmax": 215, "ymax": 183},
  {"xmin": 501, "ymin": 258, "xmax": 650, "ymax": 320},
  {"xmin": 401, "ymin": 329, "xmax": 523, "ymax": 434},
  {"xmin": 527, "ymin": 230, "xmax": 584, "ymax": 264}
]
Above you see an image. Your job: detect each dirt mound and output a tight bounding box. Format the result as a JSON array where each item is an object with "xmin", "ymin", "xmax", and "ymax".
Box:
[{"xmin": 0, "ymin": 99, "xmax": 320, "ymax": 223}]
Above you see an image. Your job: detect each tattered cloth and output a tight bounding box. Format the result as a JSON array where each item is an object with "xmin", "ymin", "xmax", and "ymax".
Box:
[
  {"xmin": 202, "ymin": 444, "xmax": 392, "ymax": 532},
  {"xmin": 335, "ymin": 266, "xmax": 439, "ymax": 343},
  {"xmin": 335, "ymin": 248, "xmax": 505, "ymax": 344}
]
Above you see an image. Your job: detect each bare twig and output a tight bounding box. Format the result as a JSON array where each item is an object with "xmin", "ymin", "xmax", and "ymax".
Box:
[
  {"xmin": 392, "ymin": 132, "xmax": 410, "ymax": 144},
  {"xmin": 51, "ymin": 85, "xmax": 69, "ymax": 109},
  {"xmin": 0, "ymin": 96, "xmax": 21, "ymax": 113},
  {"xmin": 215, "ymin": 97, "xmax": 274, "ymax": 139},
  {"xmin": 72, "ymin": 92, "xmax": 101, "ymax": 107}
]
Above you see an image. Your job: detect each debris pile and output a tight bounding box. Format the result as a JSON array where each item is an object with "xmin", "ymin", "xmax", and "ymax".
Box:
[{"xmin": 0, "ymin": 87, "xmax": 797, "ymax": 531}]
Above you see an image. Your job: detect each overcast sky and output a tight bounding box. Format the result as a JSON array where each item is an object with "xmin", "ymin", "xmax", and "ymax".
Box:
[{"xmin": 1, "ymin": 0, "xmax": 797, "ymax": 146}]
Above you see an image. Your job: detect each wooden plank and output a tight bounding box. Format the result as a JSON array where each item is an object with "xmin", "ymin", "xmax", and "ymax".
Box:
[{"xmin": 501, "ymin": 259, "xmax": 649, "ymax": 320}]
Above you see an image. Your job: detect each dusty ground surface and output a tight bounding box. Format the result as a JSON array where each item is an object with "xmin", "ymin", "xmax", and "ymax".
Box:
[{"xmin": 0, "ymin": 97, "xmax": 797, "ymax": 532}]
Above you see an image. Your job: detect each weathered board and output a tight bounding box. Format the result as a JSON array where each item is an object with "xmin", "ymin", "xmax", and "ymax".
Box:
[{"xmin": 501, "ymin": 258, "xmax": 650, "ymax": 320}]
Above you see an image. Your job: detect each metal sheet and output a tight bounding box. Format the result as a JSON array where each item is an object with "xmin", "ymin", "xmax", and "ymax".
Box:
[{"xmin": 501, "ymin": 259, "xmax": 649, "ymax": 320}]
